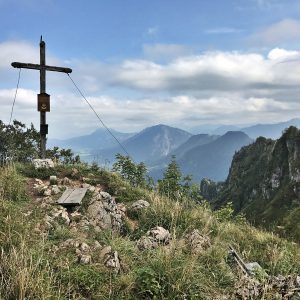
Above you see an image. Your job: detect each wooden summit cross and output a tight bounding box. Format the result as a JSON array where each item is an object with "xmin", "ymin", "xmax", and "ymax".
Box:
[{"xmin": 11, "ymin": 36, "xmax": 72, "ymax": 158}]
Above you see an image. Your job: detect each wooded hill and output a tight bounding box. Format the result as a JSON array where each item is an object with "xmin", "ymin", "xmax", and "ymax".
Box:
[{"xmin": 205, "ymin": 126, "xmax": 300, "ymax": 242}]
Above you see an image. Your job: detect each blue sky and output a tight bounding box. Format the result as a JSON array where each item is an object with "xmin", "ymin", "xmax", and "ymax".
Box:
[{"xmin": 1, "ymin": 0, "xmax": 300, "ymax": 138}]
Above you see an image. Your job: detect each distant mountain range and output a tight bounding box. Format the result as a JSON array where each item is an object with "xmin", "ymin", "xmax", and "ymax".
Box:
[
  {"xmin": 149, "ymin": 131, "xmax": 252, "ymax": 181},
  {"xmin": 49, "ymin": 118, "xmax": 300, "ymax": 182},
  {"xmin": 208, "ymin": 118, "xmax": 300, "ymax": 139},
  {"xmin": 97, "ymin": 124, "xmax": 192, "ymax": 163},
  {"xmin": 48, "ymin": 128, "xmax": 134, "ymax": 155}
]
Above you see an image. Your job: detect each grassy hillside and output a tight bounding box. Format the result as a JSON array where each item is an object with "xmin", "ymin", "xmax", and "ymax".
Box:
[{"xmin": 0, "ymin": 162, "xmax": 300, "ymax": 299}]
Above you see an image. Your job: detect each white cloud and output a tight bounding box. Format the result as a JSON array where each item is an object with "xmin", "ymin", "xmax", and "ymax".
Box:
[
  {"xmin": 268, "ymin": 48, "xmax": 299, "ymax": 60},
  {"xmin": 109, "ymin": 51, "xmax": 274, "ymax": 92},
  {"xmin": 0, "ymin": 40, "xmax": 60, "ymax": 69},
  {"xmin": 250, "ymin": 19, "xmax": 300, "ymax": 46},
  {"xmin": 143, "ymin": 44, "xmax": 192, "ymax": 61},
  {"xmin": 2, "ymin": 39, "xmax": 300, "ymax": 137}
]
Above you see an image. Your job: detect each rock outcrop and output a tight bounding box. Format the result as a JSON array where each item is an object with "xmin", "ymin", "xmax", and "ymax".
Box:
[
  {"xmin": 87, "ymin": 191, "xmax": 123, "ymax": 231},
  {"xmin": 137, "ymin": 226, "xmax": 170, "ymax": 250}
]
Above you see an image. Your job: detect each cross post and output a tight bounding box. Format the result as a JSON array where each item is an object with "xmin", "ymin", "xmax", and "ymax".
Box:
[{"xmin": 11, "ymin": 36, "xmax": 72, "ymax": 158}]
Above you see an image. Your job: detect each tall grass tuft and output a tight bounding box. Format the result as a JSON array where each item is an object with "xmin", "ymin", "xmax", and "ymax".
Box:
[{"xmin": 0, "ymin": 164, "xmax": 28, "ymax": 202}]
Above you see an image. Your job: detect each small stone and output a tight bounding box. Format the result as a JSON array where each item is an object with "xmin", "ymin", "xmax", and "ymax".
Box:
[
  {"xmin": 70, "ymin": 211, "xmax": 82, "ymax": 222},
  {"xmin": 82, "ymin": 183, "xmax": 91, "ymax": 188},
  {"xmin": 80, "ymin": 242, "xmax": 90, "ymax": 252},
  {"xmin": 51, "ymin": 185, "xmax": 60, "ymax": 195},
  {"xmin": 49, "ymin": 175, "xmax": 58, "ymax": 185},
  {"xmin": 79, "ymin": 254, "xmax": 91, "ymax": 264},
  {"xmin": 147, "ymin": 226, "xmax": 170, "ymax": 243},
  {"xmin": 34, "ymin": 178, "xmax": 44, "ymax": 185},
  {"xmin": 62, "ymin": 177, "xmax": 72, "ymax": 185},
  {"xmin": 296, "ymin": 276, "xmax": 300, "ymax": 287},
  {"xmin": 117, "ymin": 203, "xmax": 127, "ymax": 215},
  {"xmin": 60, "ymin": 210, "xmax": 70, "ymax": 225},
  {"xmin": 137, "ymin": 236, "xmax": 158, "ymax": 250},
  {"xmin": 43, "ymin": 189, "xmax": 52, "ymax": 197},
  {"xmin": 34, "ymin": 184, "xmax": 47, "ymax": 195},
  {"xmin": 99, "ymin": 191, "xmax": 112, "ymax": 201},
  {"xmin": 137, "ymin": 226, "xmax": 170, "ymax": 250},
  {"xmin": 131, "ymin": 199, "xmax": 150, "ymax": 211},
  {"xmin": 88, "ymin": 186, "xmax": 96, "ymax": 193},
  {"xmin": 82, "ymin": 177, "xmax": 89, "ymax": 183},
  {"xmin": 94, "ymin": 240, "xmax": 102, "ymax": 249},
  {"xmin": 105, "ymin": 251, "xmax": 120, "ymax": 273},
  {"xmin": 100, "ymin": 246, "xmax": 112, "ymax": 259}
]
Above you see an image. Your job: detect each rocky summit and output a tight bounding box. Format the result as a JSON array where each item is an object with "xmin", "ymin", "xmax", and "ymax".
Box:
[{"xmin": 0, "ymin": 162, "xmax": 299, "ymax": 299}]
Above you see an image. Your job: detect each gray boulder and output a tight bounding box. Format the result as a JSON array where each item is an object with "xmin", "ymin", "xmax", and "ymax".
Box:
[
  {"xmin": 130, "ymin": 199, "xmax": 150, "ymax": 211},
  {"xmin": 137, "ymin": 226, "xmax": 170, "ymax": 250},
  {"xmin": 87, "ymin": 191, "xmax": 123, "ymax": 231},
  {"xmin": 32, "ymin": 159, "xmax": 54, "ymax": 169}
]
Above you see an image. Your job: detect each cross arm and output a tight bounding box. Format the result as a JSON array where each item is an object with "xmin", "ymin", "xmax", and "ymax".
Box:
[{"xmin": 11, "ymin": 62, "xmax": 72, "ymax": 73}]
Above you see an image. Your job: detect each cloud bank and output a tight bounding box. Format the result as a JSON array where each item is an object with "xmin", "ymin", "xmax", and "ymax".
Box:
[{"xmin": 1, "ymin": 39, "xmax": 300, "ymax": 138}]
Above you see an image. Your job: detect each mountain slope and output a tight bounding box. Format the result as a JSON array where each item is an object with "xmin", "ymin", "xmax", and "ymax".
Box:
[
  {"xmin": 149, "ymin": 131, "xmax": 252, "ymax": 181},
  {"xmin": 170, "ymin": 133, "xmax": 219, "ymax": 160},
  {"xmin": 1, "ymin": 163, "xmax": 300, "ymax": 299},
  {"xmin": 48, "ymin": 128, "xmax": 134, "ymax": 154},
  {"xmin": 99, "ymin": 124, "xmax": 192, "ymax": 163},
  {"xmin": 215, "ymin": 126, "xmax": 300, "ymax": 240},
  {"xmin": 178, "ymin": 131, "xmax": 253, "ymax": 181},
  {"xmin": 241, "ymin": 118, "xmax": 300, "ymax": 139}
]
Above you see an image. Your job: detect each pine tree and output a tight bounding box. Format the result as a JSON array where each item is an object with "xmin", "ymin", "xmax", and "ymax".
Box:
[{"xmin": 158, "ymin": 155, "xmax": 182, "ymax": 199}]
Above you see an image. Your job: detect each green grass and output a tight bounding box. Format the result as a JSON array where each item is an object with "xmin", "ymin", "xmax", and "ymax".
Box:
[{"xmin": 0, "ymin": 163, "xmax": 299, "ymax": 299}]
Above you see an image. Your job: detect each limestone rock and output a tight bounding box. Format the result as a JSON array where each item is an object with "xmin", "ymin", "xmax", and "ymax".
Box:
[
  {"xmin": 80, "ymin": 242, "xmax": 90, "ymax": 253},
  {"xmin": 186, "ymin": 229, "xmax": 211, "ymax": 254},
  {"xmin": 137, "ymin": 226, "xmax": 170, "ymax": 250},
  {"xmin": 82, "ymin": 183, "xmax": 91, "ymax": 189},
  {"xmin": 34, "ymin": 178, "xmax": 44, "ymax": 185},
  {"xmin": 117, "ymin": 203, "xmax": 127, "ymax": 216},
  {"xmin": 147, "ymin": 226, "xmax": 170, "ymax": 243},
  {"xmin": 70, "ymin": 211, "xmax": 82, "ymax": 222},
  {"xmin": 137, "ymin": 236, "xmax": 158, "ymax": 250},
  {"xmin": 50, "ymin": 207, "xmax": 70, "ymax": 225},
  {"xmin": 60, "ymin": 239, "xmax": 80, "ymax": 249},
  {"xmin": 100, "ymin": 246, "xmax": 112, "ymax": 259},
  {"xmin": 130, "ymin": 199, "xmax": 150, "ymax": 211},
  {"xmin": 34, "ymin": 184, "xmax": 48, "ymax": 196},
  {"xmin": 86, "ymin": 191, "xmax": 123, "ymax": 231},
  {"xmin": 62, "ymin": 177, "xmax": 72, "ymax": 185},
  {"xmin": 32, "ymin": 159, "xmax": 54, "ymax": 169},
  {"xmin": 94, "ymin": 240, "xmax": 102, "ymax": 250},
  {"xmin": 51, "ymin": 185, "xmax": 60, "ymax": 195},
  {"xmin": 79, "ymin": 254, "xmax": 91, "ymax": 265},
  {"xmin": 43, "ymin": 189, "xmax": 52, "ymax": 197},
  {"xmin": 98, "ymin": 245, "xmax": 120, "ymax": 272},
  {"xmin": 82, "ymin": 177, "xmax": 89, "ymax": 183},
  {"xmin": 105, "ymin": 251, "xmax": 120, "ymax": 273},
  {"xmin": 88, "ymin": 186, "xmax": 96, "ymax": 193}
]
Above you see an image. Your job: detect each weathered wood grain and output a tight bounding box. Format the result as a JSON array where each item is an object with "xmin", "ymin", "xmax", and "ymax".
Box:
[{"xmin": 57, "ymin": 188, "xmax": 87, "ymax": 206}]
